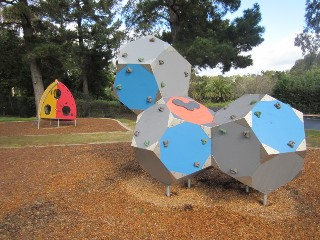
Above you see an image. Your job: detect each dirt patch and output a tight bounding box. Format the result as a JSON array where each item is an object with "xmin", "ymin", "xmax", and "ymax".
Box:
[
  {"xmin": 0, "ymin": 138, "xmax": 319, "ymax": 239},
  {"xmin": 0, "ymin": 118, "xmax": 127, "ymax": 137}
]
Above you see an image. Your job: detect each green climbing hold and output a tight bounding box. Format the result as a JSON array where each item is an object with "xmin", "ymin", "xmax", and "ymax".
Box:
[
  {"xmin": 250, "ymin": 100, "xmax": 257, "ymax": 105},
  {"xmin": 161, "ymin": 82, "xmax": 166, "ymax": 88},
  {"xmin": 116, "ymin": 84, "xmax": 122, "ymax": 90},
  {"xmin": 201, "ymin": 139, "xmax": 207, "ymax": 145},
  {"xmin": 220, "ymin": 128, "xmax": 227, "ymax": 134},
  {"xmin": 254, "ymin": 111, "xmax": 262, "ymax": 118},
  {"xmin": 144, "ymin": 140, "xmax": 150, "ymax": 147},
  {"xmin": 138, "ymin": 57, "xmax": 144, "ymax": 62}
]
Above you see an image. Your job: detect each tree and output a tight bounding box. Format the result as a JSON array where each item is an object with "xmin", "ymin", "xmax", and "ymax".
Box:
[
  {"xmin": 1, "ymin": 0, "xmax": 45, "ymax": 113},
  {"xmin": 40, "ymin": 0, "xmax": 123, "ymax": 96},
  {"xmin": 123, "ymin": 0, "xmax": 264, "ymax": 72},
  {"xmin": 295, "ymin": 0, "xmax": 320, "ymax": 55}
]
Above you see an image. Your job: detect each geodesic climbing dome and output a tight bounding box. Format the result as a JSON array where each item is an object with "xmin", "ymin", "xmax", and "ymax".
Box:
[
  {"xmin": 114, "ymin": 36, "xmax": 306, "ymax": 202},
  {"xmin": 38, "ymin": 80, "xmax": 76, "ymax": 128}
]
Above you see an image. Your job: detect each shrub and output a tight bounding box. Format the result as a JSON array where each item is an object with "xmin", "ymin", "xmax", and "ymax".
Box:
[{"xmin": 76, "ymin": 99, "xmax": 134, "ymax": 118}]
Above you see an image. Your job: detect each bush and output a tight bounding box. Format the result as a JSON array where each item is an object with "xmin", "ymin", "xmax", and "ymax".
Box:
[
  {"xmin": 76, "ymin": 99, "xmax": 134, "ymax": 118},
  {"xmin": 0, "ymin": 96, "xmax": 36, "ymax": 117},
  {"xmin": 273, "ymin": 71, "xmax": 320, "ymax": 114}
]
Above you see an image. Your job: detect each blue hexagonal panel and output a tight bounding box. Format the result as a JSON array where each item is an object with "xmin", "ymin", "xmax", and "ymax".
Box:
[
  {"xmin": 160, "ymin": 122, "xmax": 211, "ymax": 175},
  {"xmin": 114, "ymin": 64, "xmax": 159, "ymax": 111},
  {"xmin": 251, "ymin": 100, "xmax": 305, "ymax": 153}
]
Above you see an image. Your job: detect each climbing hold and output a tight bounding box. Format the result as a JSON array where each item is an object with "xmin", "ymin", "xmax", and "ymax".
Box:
[
  {"xmin": 138, "ymin": 57, "xmax": 144, "ymax": 62},
  {"xmin": 230, "ymin": 168, "xmax": 238, "ymax": 174},
  {"xmin": 134, "ymin": 131, "xmax": 140, "ymax": 137},
  {"xmin": 159, "ymin": 60, "xmax": 164, "ymax": 65},
  {"xmin": 184, "ymin": 71, "xmax": 189, "ymax": 77},
  {"xmin": 194, "ymin": 162, "xmax": 200, "ymax": 168},
  {"xmin": 116, "ymin": 84, "xmax": 122, "ymax": 90},
  {"xmin": 122, "ymin": 53, "xmax": 128, "ymax": 58},
  {"xmin": 158, "ymin": 106, "xmax": 164, "ymax": 112},
  {"xmin": 254, "ymin": 111, "xmax": 261, "ymax": 118},
  {"xmin": 163, "ymin": 140, "xmax": 169, "ymax": 147},
  {"xmin": 161, "ymin": 82, "xmax": 166, "ymax": 88},
  {"xmin": 144, "ymin": 140, "xmax": 150, "ymax": 147},
  {"xmin": 149, "ymin": 37, "xmax": 155, "ymax": 42},
  {"xmin": 146, "ymin": 96, "xmax": 152, "ymax": 103},
  {"xmin": 230, "ymin": 115, "xmax": 236, "ymax": 120},
  {"xmin": 287, "ymin": 140, "xmax": 295, "ymax": 148},
  {"xmin": 220, "ymin": 128, "xmax": 227, "ymax": 134},
  {"xmin": 126, "ymin": 67, "xmax": 133, "ymax": 73},
  {"xmin": 243, "ymin": 131, "xmax": 251, "ymax": 138},
  {"xmin": 172, "ymin": 98, "xmax": 200, "ymax": 111},
  {"xmin": 274, "ymin": 102, "xmax": 281, "ymax": 109},
  {"xmin": 201, "ymin": 139, "xmax": 207, "ymax": 145},
  {"xmin": 250, "ymin": 100, "xmax": 257, "ymax": 105}
]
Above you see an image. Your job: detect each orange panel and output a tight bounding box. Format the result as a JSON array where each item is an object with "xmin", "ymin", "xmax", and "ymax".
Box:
[{"xmin": 166, "ymin": 96, "xmax": 214, "ymax": 125}]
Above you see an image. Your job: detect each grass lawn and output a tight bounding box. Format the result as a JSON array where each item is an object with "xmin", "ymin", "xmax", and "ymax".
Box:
[
  {"xmin": 0, "ymin": 117, "xmax": 319, "ymax": 148},
  {"xmin": 0, "ymin": 117, "xmax": 37, "ymax": 122},
  {"xmin": 305, "ymin": 130, "xmax": 320, "ymax": 148}
]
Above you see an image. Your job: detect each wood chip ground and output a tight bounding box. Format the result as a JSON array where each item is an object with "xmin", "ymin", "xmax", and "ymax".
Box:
[{"xmin": 0, "ymin": 119, "xmax": 319, "ymax": 239}]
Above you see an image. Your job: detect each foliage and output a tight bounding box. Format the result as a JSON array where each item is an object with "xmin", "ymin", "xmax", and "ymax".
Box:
[
  {"xmin": 76, "ymin": 99, "xmax": 132, "ymax": 118},
  {"xmin": 123, "ymin": 0, "xmax": 264, "ymax": 72},
  {"xmin": 295, "ymin": 0, "xmax": 320, "ymax": 55},
  {"xmin": 189, "ymin": 74, "xmax": 235, "ymax": 103},
  {"xmin": 0, "ymin": 0, "xmax": 124, "ymax": 113},
  {"xmin": 273, "ymin": 70, "xmax": 320, "ymax": 113},
  {"xmin": 232, "ymin": 71, "xmax": 277, "ymax": 98},
  {"xmin": 0, "ymin": 96, "xmax": 36, "ymax": 117},
  {"xmin": 290, "ymin": 52, "xmax": 320, "ymax": 73}
]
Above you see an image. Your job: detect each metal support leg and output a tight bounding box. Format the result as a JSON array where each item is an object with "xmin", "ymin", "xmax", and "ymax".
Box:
[
  {"xmin": 263, "ymin": 193, "xmax": 268, "ymax": 206},
  {"xmin": 74, "ymin": 119, "xmax": 77, "ymax": 127},
  {"xmin": 37, "ymin": 118, "xmax": 40, "ymax": 129},
  {"xmin": 245, "ymin": 185, "xmax": 249, "ymax": 193},
  {"xmin": 58, "ymin": 119, "xmax": 60, "ymax": 128},
  {"xmin": 166, "ymin": 185, "xmax": 170, "ymax": 197},
  {"xmin": 50, "ymin": 120, "xmax": 52, "ymax": 126},
  {"xmin": 187, "ymin": 179, "xmax": 191, "ymax": 188}
]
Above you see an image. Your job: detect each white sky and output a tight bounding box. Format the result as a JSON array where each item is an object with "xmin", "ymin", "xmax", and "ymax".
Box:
[{"xmin": 201, "ymin": 0, "xmax": 306, "ymax": 76}]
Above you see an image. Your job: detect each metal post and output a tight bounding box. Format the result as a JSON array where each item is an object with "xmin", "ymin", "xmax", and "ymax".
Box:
[
  {"xmin": 187, "ymin": 179, "xmax": 191, "ymax": 188},
  {"xmin": 166, "ymin": 185, "xmax": 170, "ymax": 197},
  {"xmin": 37, "ymin": 118, "xmax": 40, "ymax": 129},
  {"xmin": 245, "ymin": 185, "xmax": 249, "ymax": 193},
  {"xmin": 74, "ymin": 119, "xmax": 77, "ymax": 127},
  {"xmin": 50, "ymin": 120, "xmax": 52, "ymax": 126},
  {"xmin": 58, "ymin": 119, "xmax": 60, "ymax": 128},
  {"xmin": 263, "ymin": 193, "xmax": 268, "ymax": 206}
]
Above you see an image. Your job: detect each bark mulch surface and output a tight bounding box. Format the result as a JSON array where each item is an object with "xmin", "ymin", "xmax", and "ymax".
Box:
[{"xmin": 0, "ymin": 119, "xmax": 319, "ymax": 239}]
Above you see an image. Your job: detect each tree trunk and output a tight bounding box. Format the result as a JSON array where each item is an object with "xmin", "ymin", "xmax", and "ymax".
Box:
[
  {"xmin": 30, "ymin": 58, "xmax": 44, "ymax": 114},
  {"xmin": 81, "ymin": 71, "xmax": 89, "ymax": 95},
  {"xmin": 167, "ymin": 2, "xmax": 181, "ymax": 45},
  {"xmin": 20, "ymin": 0, "xmax": 44, "ymax": 114},
  {"xmin": 76, "ymin": 0, "xmax": 89, "ymax": 96}
]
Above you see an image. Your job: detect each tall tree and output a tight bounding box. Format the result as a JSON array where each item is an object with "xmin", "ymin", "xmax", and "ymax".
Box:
[
  {"xmin": 40, "ymin": 0, "xmax": 123, "ymax": 96},
  {"xmin": 123, "ymin": 0, "xmax": 264, "ymax": 72},
  {"xmin": 1, "ymin": 0, "xmax": 45, "ymax": 113},
  {"xmin": 295, "ymin": 0, "xmax": 320, "ymax": 55}
]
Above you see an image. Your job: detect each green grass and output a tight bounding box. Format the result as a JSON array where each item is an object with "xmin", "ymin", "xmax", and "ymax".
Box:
[
  {"xmin": 0, "ymin": 132, "xmax": 132, "ymax": 148},
  {"xmin": 0, "ymin": 117, "xmax": 37, "ymax": 122},
  {"xmin": 115, "ymin": 118, "xmax": 136, "ymax": 130},
  {"xmin": 0, "ymin": 117, "xmax": 319, "ymax": 148},
  {"xmin": 306, "ymin": 130, "xmax": 320, "ymax": 148}
]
